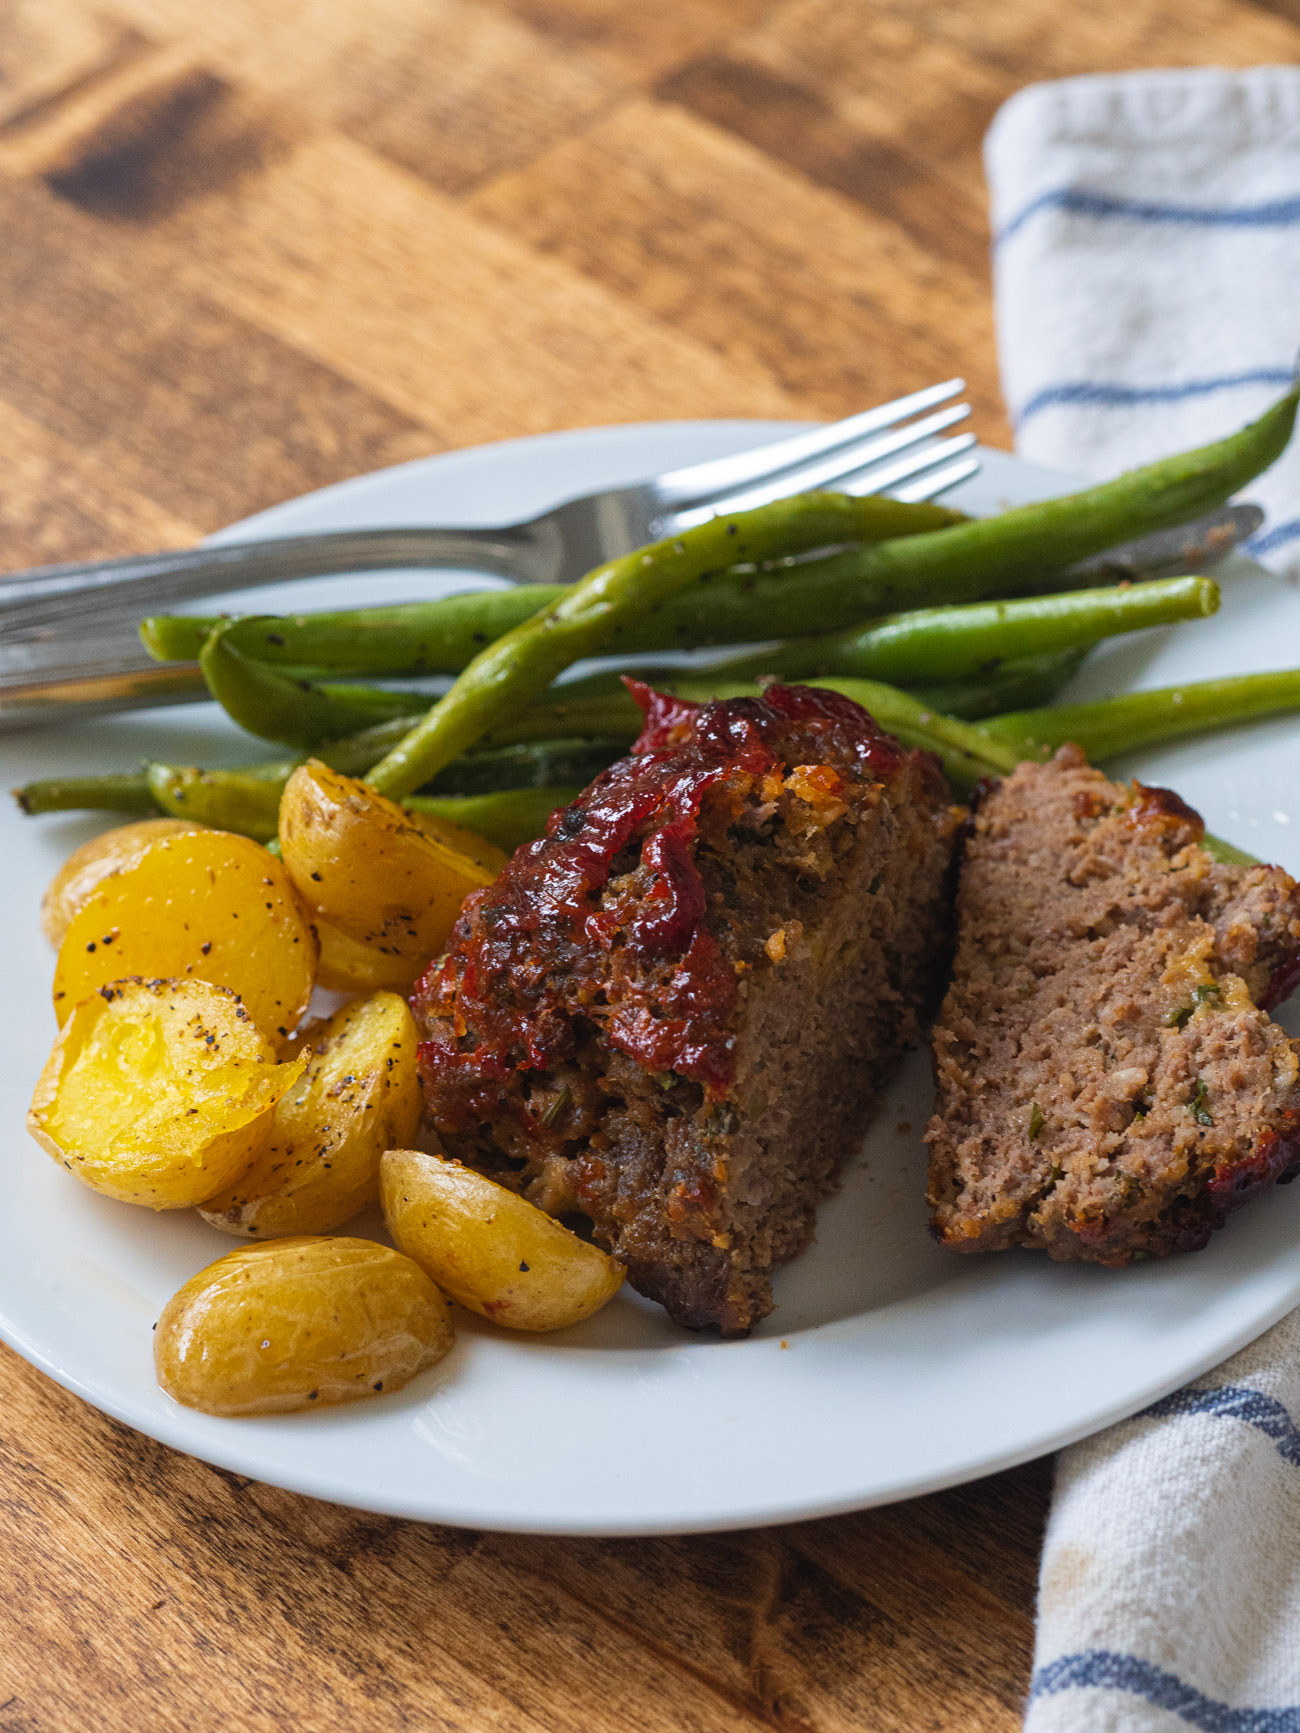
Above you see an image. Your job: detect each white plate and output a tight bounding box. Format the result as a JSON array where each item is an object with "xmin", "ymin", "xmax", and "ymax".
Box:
[{"xmin": 4, "ymin": 422, "xmax": 1300, "ymax": 1537}]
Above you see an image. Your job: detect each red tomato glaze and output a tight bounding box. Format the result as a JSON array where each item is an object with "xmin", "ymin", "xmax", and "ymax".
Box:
[{"xmin": 413, "ymin": 681, "xmax": 910, "ymax": 1124}]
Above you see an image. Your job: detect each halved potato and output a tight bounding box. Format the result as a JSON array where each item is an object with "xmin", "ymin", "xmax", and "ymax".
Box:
[
  {"xmin": 154, "ymin": 1237, "xmax": 454, "ymax": 1416},
  {"xmin": 381, "ymin": 1148, "xmax": 625, "ymax": 1332},
  {"xmin": 53, "ymin": 827, "xmax": 317, "ymax": 1043},
  {"xmin": 29, "ymin": 977, "xmax": 305, "ymax": 1209},
  {"xmin": 42, "ymin": 817, "xmax": 199, "ymax": 946},
  {"xmin": 314, "ymin": 917, "xmax": 414, "ymax": 994},
  {"xmin": 279, "ymin": 762, "xmax": 504, "ymax": 990},
  {"xmin": 200, "ymin": 991, "xmax": 423, "ymax": 1238}
]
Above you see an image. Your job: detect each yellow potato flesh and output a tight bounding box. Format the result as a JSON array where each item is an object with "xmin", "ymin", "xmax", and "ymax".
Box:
[
  {"xmin": 279, "ymin": 762, "xmax": 505, "ymax": 991},
  {"xmin": 381, "ymin": 1148, "xmax": 625, "ymax": 1332},
  {"xmin": 200, "ymin": 991, "xmax": 423, "ymax": 1238},
  {"xmin": 41, "ymin": 817, "xmax": 199, "ymax": 947},
  {"xmin": 154, "ymin": 1237, "xmax": 454, "ymax": 1415},
  {"xmin": 314, "ymin": 917, "xmax": 416, "ymax": 994},
  {"xmin": 53, "ymin": 828, "xmax": 317, "ymax": 1044},
  {"xmin": 28, "ymin": 978, "xmax": 305, "ymax": 1209}
]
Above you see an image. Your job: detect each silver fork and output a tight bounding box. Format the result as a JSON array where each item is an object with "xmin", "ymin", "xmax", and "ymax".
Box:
[{"xmin": 0, "ymin": 381, "xmax": 978, "ymax": 727}]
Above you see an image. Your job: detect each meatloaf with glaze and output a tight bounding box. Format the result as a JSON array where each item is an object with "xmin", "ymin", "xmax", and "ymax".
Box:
[
  {"xmin": 927, "ymin": 745, "xmax": 1300, "ymax": 1263},
  {"xmin": 413, "ymin": 681, "xmax": 960, "ymax": 1335}
]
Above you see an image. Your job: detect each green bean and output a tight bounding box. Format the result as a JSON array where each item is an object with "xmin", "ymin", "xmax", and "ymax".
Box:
[
  {"xmin": 200, "ymin": 620, "xmax": 433, "ymax": 745},
  {"xmin": 546, "ymin": 645, "xmax": 1085, "ymax": 726},
  {"xmin": 12, "ymin": 774, "xmax": 157, "ymax": 817},
  {"xmin": 425, "ymin": 738, "xmax": 626, "ymax": 795},
  {"xmin": 146, "ymin": 763, "xmax": 289, "ymax": 841},
  {"xmin": 185, "ymin": 578, "xmax": 1137, "ymax": 748},
  {"xmin": 394, "ymin": 662, "xmax": 1300, "ymax": 784},
  {"xmin": 978, "ymin": 669, "xmax": 1300, "ymax": 762},
  {"xmin": 1201, "ymin": 836, "xmax": 1262, "ymax": 866},
  {"xmin": 24, "ymin": 655, "xmax": 1300, "ymax": 857},
  {"xmin": 554, "ymin": 574, "xmax": 1209, "ymax": 711},
  {"xmin": 317, "ymin": 716, "xmax": 442, "ymax": 774},
  {"xmin": 473, "ymin": 693, "xmax": 641, "ymax": 750},
  {"xmin": 972, "ymin": 684, "xmax": 1288, "ymax": 866},
  {"xmin": 491, "ymin": 665, "xmax": 1300, "ymax": 810},
  {"xmin": 141, "ymin": 615, "xmax": 218, "ymax": 662},
  {"xmin": 149, "ymin": 774, "xmax": 584, "ymax": 855},
  {"xmin": 473, "ymin": 673, "xmax": 1020, "ymax": 791},
  {"xmin": 192, "ymin": 570, "xmax": 1162, "ymax": 747},
  {"xmin": 142, "ymin": 388, "xmax": 1298, "ymax": 678},
  {"xmin": 693, "ymin": 574, "xmax": 1217, "ymax": 685},
  {"xmin": 142, "ymin": 496, "xmax": 964, "ymax": 669},
  {"xmin": 316, "ymin": 711, "xmax": 634, "ymax": 776},
  {"xmin": 142, "ymin": 590, "xmax": 552, "ymax": 672},
  {"xmin": 406, "ymin": 788, "xmax": 583, "ymax": 854},
  {"xmin": 152, "ymin": 735, "xmax": 631, "ymax": 840},
  {"xmin": 818, "ymin": 679, "xmax": 1019, "ymax": 783},
  {"xmin": 908, "ymin": 648, "xmax": 1089, "ymax": 719},
  {"xmin": 198, "ymin": 614, "xmax": 648, "ymax": 752},
  {"xmin": 371, "ymin": 386, "xmax": 1299, "ymax": 798},
  {"xmin": 362, "ymin": 491, "xmax": 924, "ymax": 799},
  {"xmin": 758, "ymin": 386, "xmax": 1297, "ymax": 627},
  {"xmin": 474, "ymin": 651, "xmax": 1088, "ymax": 746},
  {"xmin": 54, "ymin": 758, "xmax": 582, "ymax": 853},
  {"xmin": 13, "ymin": 725, "xmax": 631, "ymax": 843},
  {"xmin": 654, "ymin": 675, "xmax": 1018, "ymax": 790}
]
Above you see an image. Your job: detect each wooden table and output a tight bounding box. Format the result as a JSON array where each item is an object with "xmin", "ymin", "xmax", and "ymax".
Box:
[{"xmin": 3, "ymin": 0, "xmax": 1297, "ymax": 1725}]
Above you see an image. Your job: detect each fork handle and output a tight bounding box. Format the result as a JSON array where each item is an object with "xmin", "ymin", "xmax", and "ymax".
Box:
[
  {"xmin": 0, "ymin": 524, "xmax": 552, "ymax": 729},
  {"xmin": 0, "ymin": 524, "xmax": 548, "ymax": 625}
]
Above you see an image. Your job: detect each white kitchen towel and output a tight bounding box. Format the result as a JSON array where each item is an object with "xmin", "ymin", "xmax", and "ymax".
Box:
[
  {"xmin": 985, "ymin": 68, "xmax": 1300, "ymax": 1733},
  {"xmin": 988, "ymin": 66, "xmax": 1300, "ymax": 574}
]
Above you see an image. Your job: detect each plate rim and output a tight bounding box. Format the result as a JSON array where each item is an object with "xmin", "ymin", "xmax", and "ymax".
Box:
[{"xmin": 4, "ymin": 417, "xmax": 1299, "ymax": 1536}]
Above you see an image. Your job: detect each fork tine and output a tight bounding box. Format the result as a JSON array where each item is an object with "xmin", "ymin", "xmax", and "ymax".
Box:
[
  {"xmin": 653, "ymin": 379, "xmax": 966, "ymax": 510},
  {"xmin": 889, "ymin": 453, "xmax": 982, "ymax": 503},
  {"xmin": 837, "ymin": 432, "xmax": 979, "ymax": 497},
  {"xmin": 697, "ymin": 402, "xmax": 972, "ymax": 519},
  {"xmin": 664, "ymin": 407, "xmax": 974, "ymax": 529}
]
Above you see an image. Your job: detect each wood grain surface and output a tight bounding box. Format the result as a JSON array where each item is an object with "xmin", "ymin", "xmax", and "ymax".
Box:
[{"xmin": 3, "ymin": 1, "xmax": 1296, "ymax": 1726}]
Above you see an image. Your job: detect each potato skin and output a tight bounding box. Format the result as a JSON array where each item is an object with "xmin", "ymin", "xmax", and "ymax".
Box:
[
  {"xmin": 381, "ymin": 1149, "xmax": 625, "ymax": 1332},
  {"xmin": 52, "ymin": 828, "xmax": 317, "ymax": 1044},
  {"xmin": 41, "ymin": 818, "xmax": 199, "ymax": 947},
  {"xmin": 199, "ymin": 991, "xmax": 423, "ymax": 1238},
  {"xmin": 29, "ymin": 977, "xmax": 304, "ymax": 1209},
  {"xmin": 155, "ymin": 1237, "xmax": 454, "ymax": 1416},
  {"xmin": 279, "ymin": 763, "xmax": 505, "ymax": 991},
  {"xmin": 314, "ymin": 917, "xmax": 415, "ymax": 994}
]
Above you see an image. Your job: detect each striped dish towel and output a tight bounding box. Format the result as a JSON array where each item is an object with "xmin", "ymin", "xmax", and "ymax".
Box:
[
  {"xmin": 988, "ymin": 65, "xmax": 1300, "ymax": 573},
  {"xmin": 985, "ymin": 68, "xmax": 1300, "ymax": 1733}
]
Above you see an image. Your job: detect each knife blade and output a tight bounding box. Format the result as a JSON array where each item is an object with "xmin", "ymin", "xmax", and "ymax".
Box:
[{"xmin": 1064, "ymin": 503, "xmax": 1264, "ymax": 582}]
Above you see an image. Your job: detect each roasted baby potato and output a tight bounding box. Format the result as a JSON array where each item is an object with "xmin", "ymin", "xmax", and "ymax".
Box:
[
  {"xmin": 314, "ymin": 917, "xmax": 415, "ymax": 994},
  {"xmin": 381, "ymin": 1148, "xmax": 625, "ymax": 1332},
  {"xmin": 154, "ymin": 1237, "xmax": 454, "ymax": 1415},
  {"xmin": 279, "ymin": 763, "xmax": 505, "ymax": 990},
  {"xmin": 41, "ymin": 817, "xmax": 198, "ymax": 946},
  {"xmin": 52, "ymin": 827, "xmax": 317, "ymax": 1043},
  {"xmin": 28, "ymin": 977, "xmax": 305, "ymax": 1209},
  {"xmin": 199, "ymin": 991, "xmax": 423, "ymax": 1238}
]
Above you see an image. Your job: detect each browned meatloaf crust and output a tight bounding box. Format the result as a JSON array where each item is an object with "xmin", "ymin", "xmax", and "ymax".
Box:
[
  {"xmin": 926, "ymin": 745, "xmax": 1300, "ymax": 1264},
  {"xmin": 413, "ymin": 682, "xmax": 960, "ymax": 1334}
]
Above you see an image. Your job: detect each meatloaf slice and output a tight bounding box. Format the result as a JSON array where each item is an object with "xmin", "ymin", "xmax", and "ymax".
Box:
[
  {"xmin": 413, "ymin": 681, "xmax": 960, "ymax": 1335},
  {"xmin": 927, "ymin": 745, "xmax": 1300, "ymax": 1263}
]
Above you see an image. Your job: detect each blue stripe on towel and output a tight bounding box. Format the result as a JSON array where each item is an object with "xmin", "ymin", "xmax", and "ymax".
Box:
[
  {"xmin": 1030, "ymin": 1651, "xmax": 1300, "ymax": 1730},
  {"xmin": 1246, "ymin": 516, "xmax": 1300, "ymax": 558},
  {"xmin": 1139, "ymin": 1385, "xmax": 1300, "ymax": 1466},
  {"xmin": 1015, "ymin": 371, "xmax": 1295, "ymax": 427},
  {"xmin": 998, "ymin": 187, "xmax": 1300, "ymax": 244}
]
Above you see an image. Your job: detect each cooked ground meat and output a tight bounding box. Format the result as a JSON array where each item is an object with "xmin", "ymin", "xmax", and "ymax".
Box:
[
  {"xmin": 927, "ymin": 745, "xmax": 1300, "ymax": 1263},
  {"xmin": 414, "ymin": 681, "xmax": 960, "ymax": 1334}
]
